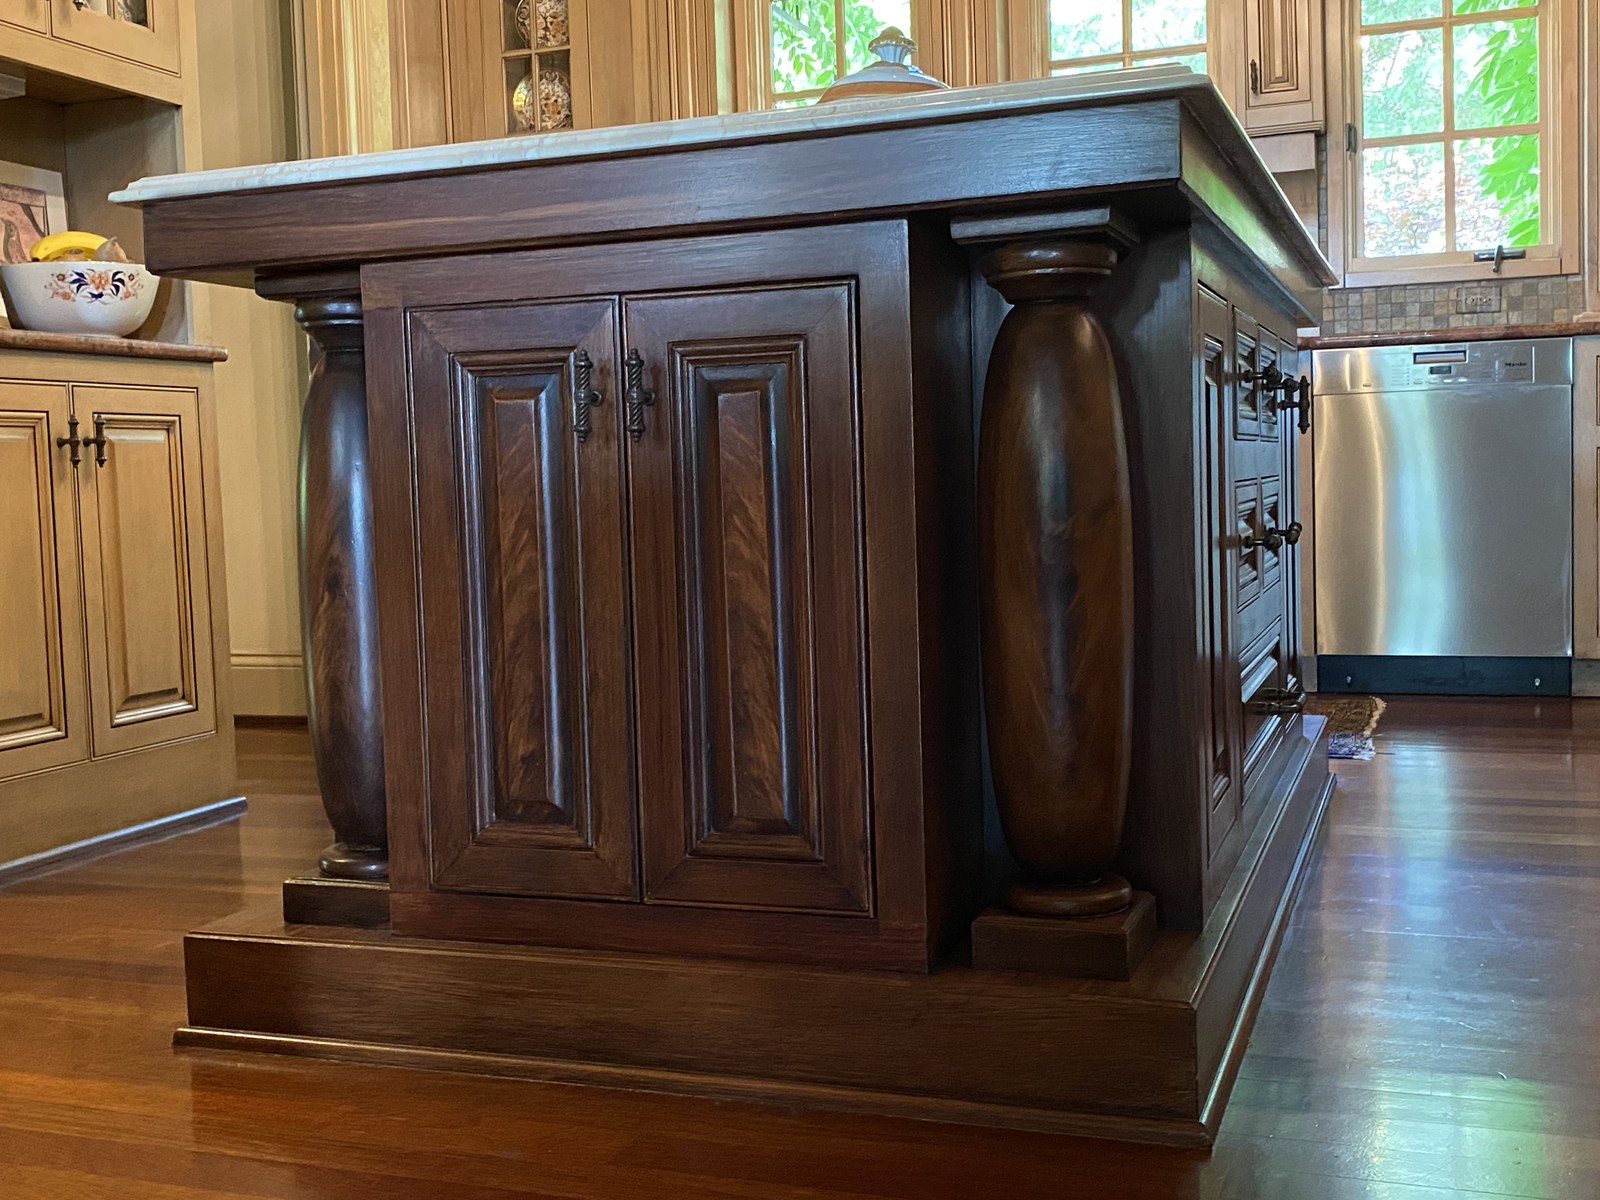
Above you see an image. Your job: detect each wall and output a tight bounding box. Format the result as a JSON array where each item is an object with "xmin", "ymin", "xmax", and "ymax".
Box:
[
  {"xmin": 196, "ymin": 0, "xmax": 310, "ymax": 716},
  {"xmin": 1320, "ymin": 276, "xmax": 1589, "ymax": 337}
]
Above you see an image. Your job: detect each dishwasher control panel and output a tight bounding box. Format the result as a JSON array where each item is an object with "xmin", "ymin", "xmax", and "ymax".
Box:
[{"xmin": 1314, "ymin": 337, "xmax": 1571, "ymax": 393}]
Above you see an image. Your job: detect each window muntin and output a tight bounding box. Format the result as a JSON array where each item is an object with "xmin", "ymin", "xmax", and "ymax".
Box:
[
  {"xmin": 1048, "ymin": 0, "xmax": 1207, "ymax": 76},
  {"xmin": 1357, "ymin": 0, "xmax": 1543, "ymax": 259},
  {"xmin": 768, "ymin": 0, "xmax": 913, "ymax": 106}
]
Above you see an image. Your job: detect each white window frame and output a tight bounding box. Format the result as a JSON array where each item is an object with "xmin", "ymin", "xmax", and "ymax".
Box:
[
  {"xmin": 1041, "ymin": 0, "xmax": 1215, "ymax": 76},
  {"xmin": 1332, "ymin": 0, "xmax": 1580, "ymax": 286}
]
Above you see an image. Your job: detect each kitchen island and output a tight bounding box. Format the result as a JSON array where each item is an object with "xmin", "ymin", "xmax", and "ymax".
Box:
[{"xmin": 118, "ymin": 66, "xmax": 1336, "ymax": 1143}]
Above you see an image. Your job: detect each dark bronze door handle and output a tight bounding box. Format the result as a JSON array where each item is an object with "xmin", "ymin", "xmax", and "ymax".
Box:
[
  {"xmin": 1242, "ymin": 521, "xmax": 1302, "ymax": 552},
  {"xmin": 1249, "ymin": 686, "xmax": 1306, "ymax": 715},
  {"xmin": 624, "ymin": 348, "xmax": 654, "ymax": 440},
  {"xmin": 56, "ymin": 414, "xmax": 82, "ymax": 468},
  {"xmin": 571, "ymin": 349, "xmax": 603, "ymax": 442},
  {"xmin": 1278, "ymin": 376, "xmax": 1313, "ymax": 434}
]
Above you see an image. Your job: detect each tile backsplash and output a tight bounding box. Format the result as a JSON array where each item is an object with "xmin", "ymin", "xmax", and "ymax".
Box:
[{"xmin": 1320, "ymin": 275, "xmax": 1587, "ymax": 335}]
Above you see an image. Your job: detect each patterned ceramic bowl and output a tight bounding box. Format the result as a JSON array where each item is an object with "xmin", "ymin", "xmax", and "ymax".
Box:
[{"xmin": 0, "ymin": 260, "xmax": 158, "ymax": 337}]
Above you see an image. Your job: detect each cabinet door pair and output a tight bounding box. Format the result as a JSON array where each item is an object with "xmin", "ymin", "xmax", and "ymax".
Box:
[
  {"xmin": 407, "ymin": 284, "xmax": 871, "ymax": 916},
  {"xmin": 0, "ymin": 0, "xmax": 181, "ymax": 73},
  {"xmin": 0, "ymin": 382, "xmax": 214, "ymax": 780}
]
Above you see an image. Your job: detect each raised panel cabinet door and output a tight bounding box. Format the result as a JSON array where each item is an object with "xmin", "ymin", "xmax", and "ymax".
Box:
[
  {"xmin": 1244, "ymin": 0, "xmax": 1319, "ymax": 131},
  {"xmin": 0, "ymin": 0, "xmax": 49, "ymax": 33},
  {"xmin": 0, "ymin": 382, "xmax": 89, "ymax": 780},
  {"xmin": 48, "ymin": 0, "xmax": 180, "ymax": 73},
  {"xmin": 407, "ymin": 299, "xmax": 638, "ymax": 899},
  {"xmin": 74, "ymin": 385, "xmax": 215, "ymax": 756},
  {"xmin": 624, "ymin": 284, "xmax": 872, "ymax": 915}
]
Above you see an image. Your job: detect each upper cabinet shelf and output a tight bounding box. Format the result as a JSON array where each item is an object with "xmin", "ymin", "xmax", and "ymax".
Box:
[{"xmin": 0, "ymin": 0, "xmax": 184, "ymax": 104}]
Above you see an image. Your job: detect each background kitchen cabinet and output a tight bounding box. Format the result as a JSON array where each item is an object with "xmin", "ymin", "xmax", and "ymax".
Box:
[
  {"xmin": 73, "ymin": 385, "xmax": 217, "ymax": 756},
  {"xmin": 0, "ymin": 380, "xmax": 89, "ymax": 780},
  {"xmin": 1239, "ymin": 0, "xmax": 1323, "ymax": 133},
  {"xmin": 48, "ymin": 0, "xmax": 182, "ymax": 75},
  {"xmin": 0, "ymin": 350, "xmax": 234, "ymax": 871},
  {"xmin": 0, "ymin": 0, "xmax": 48, "ymax": 33}
]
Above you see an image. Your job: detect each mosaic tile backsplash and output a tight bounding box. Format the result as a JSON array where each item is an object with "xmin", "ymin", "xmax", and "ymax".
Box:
[{"xmin": 1320, "ymin": 275, "xmax": 1587, "ymax": 335}]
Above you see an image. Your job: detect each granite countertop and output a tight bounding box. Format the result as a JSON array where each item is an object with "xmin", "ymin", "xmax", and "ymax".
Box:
[
  {"xmin": 0, "ymin": 327, "xmax": 227, "ymax": 361},
  {"xmin": 1302, "ymin": 320, "xmax": 1600, "ymax": 350},
  {"xmin": 112, "ymin": 66, "xmax": 1206, "ymax": 205}
]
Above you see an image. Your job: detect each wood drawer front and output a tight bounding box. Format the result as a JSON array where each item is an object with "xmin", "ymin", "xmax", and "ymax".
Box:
[
  {"xmin": 0, "ymin": 0, "xmax": 48, "ymax": 33},
  {"xmin": 408, "ymin": 299, "xmax": 639, "ymax": 900},
  {"xmin": 0, "ymin": 382, "xmax": 88, "ymax": 779},
  {"xmin": 626, "ymin": 284, "xmax": 872, "ymax": 916},
  {"xmin": 74, "ymin": 385, "xmax": 215, "ymax": 756},
  {"xmin": 48, "ymin": 0, "xmax": 180, "ymax": 73}
]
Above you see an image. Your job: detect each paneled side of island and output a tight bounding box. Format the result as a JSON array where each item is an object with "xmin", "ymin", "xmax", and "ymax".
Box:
[{"xmin": 122, "ymin": 69, "xmax": 1339, "ymax": 1142}]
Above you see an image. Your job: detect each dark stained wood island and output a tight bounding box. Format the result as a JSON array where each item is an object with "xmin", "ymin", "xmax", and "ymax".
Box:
[{"xmin": 118, "ymin": 66, "xmax": 1337, "ymax": 1144}]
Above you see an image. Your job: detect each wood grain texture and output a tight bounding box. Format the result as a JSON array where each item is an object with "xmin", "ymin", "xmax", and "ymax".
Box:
[
  {"xmin": 0, "ymin": 330, "xmax": 228, "ymax": 361},
  {"xmin": 6, "ymin": 706, "xmax": 1596, "ymax": 1193},
  {"xmin": 975, "ymin": 239, "xmax": 1135, "ymax": 912},
  {"xmin": 294, "ymin": 295, "xmax": 387, "ymax": 881},
  {"xmin": 363, "ymin": 222, "xmax": 976, "ymax": 970},
  {"xmin": 0, "ymin": 381, "xmax": 87, "ymax": 781},
  {"xmin": 0, "ymin": 348, "xmax": 236, "ymax": 869},
  {"xmin": 178, "ymin": 716, "xmax": 1330, "ymax": 1145}
]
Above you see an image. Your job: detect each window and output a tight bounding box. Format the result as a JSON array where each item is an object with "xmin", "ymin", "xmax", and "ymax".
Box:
[
  {"xmin": 1354, "ymin": 0, "xmax": 1544, "ymax": 262},
  {"xmin": 767, "ymin": 0, "xmax": 913, "ymax": 106},
  {"xmin": 1047, "ymin": 0, "xmax": 1207, "ymax": 76}
]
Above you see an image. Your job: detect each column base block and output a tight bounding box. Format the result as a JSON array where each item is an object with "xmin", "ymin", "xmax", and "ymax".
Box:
[
  {"xmin": 970, "ymin": 892, "xmax": 1159, "ymax": 980},
  {"xmin": 283, "ymin": 874, "xmax": 391, "ymax": 928}
]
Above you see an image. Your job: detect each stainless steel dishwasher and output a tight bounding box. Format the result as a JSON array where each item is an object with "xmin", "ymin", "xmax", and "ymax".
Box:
[{"xmin": 1312, "ymin": 338, "xmax": 1573, "ymax": 695}]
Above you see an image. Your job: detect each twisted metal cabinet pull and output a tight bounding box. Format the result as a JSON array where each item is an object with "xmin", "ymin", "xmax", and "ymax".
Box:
[
  {"xmin": 571, "ymin": 349, "xmax": 603, "ymax": 443},
  {"xmin": 85, "ymin": 415, "xmax": 109, "ymax": 467},
  {"xmin": 56, "ymin": 414, "xmax": 82, "ymax": 468},
  {"xmin": 624, "ymin": 349, "xmax": 654, "ymax": 440}
]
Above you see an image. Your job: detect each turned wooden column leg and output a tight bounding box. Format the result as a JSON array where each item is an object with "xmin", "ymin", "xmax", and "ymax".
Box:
[
  {"xmin": 294, "ymin": 295, "xmax": 387, "ymax": 881},
  {"xmin": 977, "ymin": 240, "xmax": 1134, "ymax": 918}
]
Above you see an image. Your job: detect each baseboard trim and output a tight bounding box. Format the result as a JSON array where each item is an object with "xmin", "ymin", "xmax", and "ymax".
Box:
[
  {"xmin": 172, "ymin": 1026, "xmax": 1214, "ymax": 1147},
  {"xmin": 0, "ymin": 797, "xmax": 248, "ymax": 891}
]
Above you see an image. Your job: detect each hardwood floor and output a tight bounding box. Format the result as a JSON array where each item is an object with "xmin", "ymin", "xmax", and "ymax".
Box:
[{"xmin": 1, "ymin": 700, "xmax": 1597, "ymax": 1198}]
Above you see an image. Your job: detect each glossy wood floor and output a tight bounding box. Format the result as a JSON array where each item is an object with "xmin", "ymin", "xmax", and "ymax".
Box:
[{"xmin": 2, "ymin": 698, "xmax": 1598, "ymax": 1198}]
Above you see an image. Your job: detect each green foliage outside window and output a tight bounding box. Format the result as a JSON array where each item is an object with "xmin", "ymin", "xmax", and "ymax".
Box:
[
  {"xmin": 770, "ymin": 0, "xmax": 911, "ymax": 99},
  {"xmin": 1360, "ymin": 0, "xmax": 1541, "ymax": 255}
]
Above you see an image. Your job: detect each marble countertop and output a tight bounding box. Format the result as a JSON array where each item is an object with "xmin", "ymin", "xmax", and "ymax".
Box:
[{"xmin": 115, "ymin": 66, "xmax": 1207, "ymax": 205}]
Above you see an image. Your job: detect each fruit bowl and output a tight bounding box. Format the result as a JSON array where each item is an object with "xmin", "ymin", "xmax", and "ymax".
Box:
[{"xmin": 0, "ymin": 260, "xmax": 158, "ymax": 337}]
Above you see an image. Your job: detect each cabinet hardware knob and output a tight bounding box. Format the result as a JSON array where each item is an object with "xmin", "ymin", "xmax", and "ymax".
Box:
[
  {"xmin": 1277, "ymin": 375, "xmax": 1313, "ymax": 434},
  {"xmin": 1249, "ymin": 686, "xmax": 1306, "ymax": 715},
  {"xmin": 1242, "ymin": 521, "xmax": 1301, "ymax": 552},
  {"xmin": 84, "ymin": 415, "xmax": 109, "ymax": 467},
  {"xmin": 571, "ymin": 349, "xmax": 603, "ymax": 442},
  {"xmin": 624, "ymin": 348, "xmax": 654, "ymax": 440},
  {"xmin": 55, "ymin": 414, "xmax": 82, "ymax": 468},
  {"xmin": 1250, "ymin": 59, "xmax": 1261, "ymax": 94}
]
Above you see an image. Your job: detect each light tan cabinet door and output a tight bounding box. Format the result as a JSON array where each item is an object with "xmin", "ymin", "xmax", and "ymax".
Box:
[
  {"xmin": 0, "ymin": 0, "xmax": 49, "ymax": 33},
  {"xmin": 74, "ymin": 385, "xmax": 215, "ymax": 756},
  {"xmin": 1243, "ymin": 0, "xmax": 1321, "ymax": 132},
  {"xmin": 49, "ymin": 0, "xmax": 180, "ymax": 74},
  {"xmin": 0, "ymin": 382, "xmax": 90, "ymax": 781}
]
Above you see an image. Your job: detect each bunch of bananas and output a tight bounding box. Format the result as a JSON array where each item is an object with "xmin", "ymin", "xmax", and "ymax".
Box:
[{"xmin": 30, "ymin": 232, "xmax": 131, "ymax": 263}]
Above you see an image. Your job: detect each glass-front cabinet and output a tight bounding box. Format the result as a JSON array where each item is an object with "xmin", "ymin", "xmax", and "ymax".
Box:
[{"xmin": 503, "ymin": 0, "xmax": 574, "ymax": 134}]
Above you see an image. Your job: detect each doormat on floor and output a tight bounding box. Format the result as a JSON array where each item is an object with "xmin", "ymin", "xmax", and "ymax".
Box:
[{"xmin": 1304, "ymin": 694, "xmax": 1386, "ymax": 760}]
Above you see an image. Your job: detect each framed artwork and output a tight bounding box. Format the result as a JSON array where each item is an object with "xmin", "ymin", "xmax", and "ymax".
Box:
[{"xmin": 0, "ymin": 161, "xmax": 69, "ymax": 327}]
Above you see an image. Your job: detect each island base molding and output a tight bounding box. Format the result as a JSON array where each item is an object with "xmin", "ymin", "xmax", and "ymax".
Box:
[{"xmin": 179, "ymin": 721, "xmax": 1331, "ymax": 1146}]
